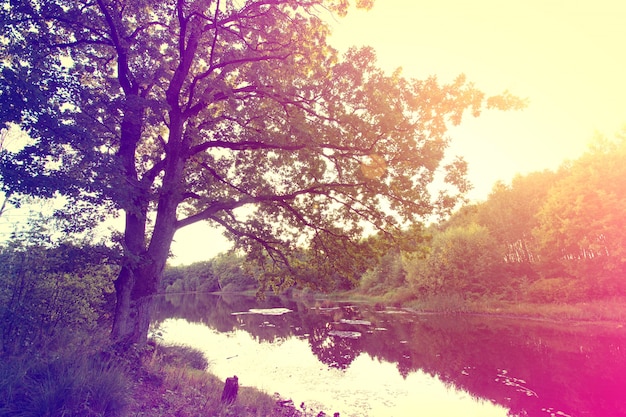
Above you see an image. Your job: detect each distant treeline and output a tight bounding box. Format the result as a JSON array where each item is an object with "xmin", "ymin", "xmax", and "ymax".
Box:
[
  {"xmin": 162, "ymin": 252, "xmax": 258, "ymax": 294},
  {"xmin": 359, "ymin": 132, "xmax": 626, "ymax": 303}
]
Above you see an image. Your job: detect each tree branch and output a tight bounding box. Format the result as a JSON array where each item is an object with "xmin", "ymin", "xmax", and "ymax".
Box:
[
  {"xmin": 175, "ymin": 181, "xmax": 362, "ymax": 229},
  {"xmin": 96, "ymin": 0, "xmax": 135, "ymax": 94}
]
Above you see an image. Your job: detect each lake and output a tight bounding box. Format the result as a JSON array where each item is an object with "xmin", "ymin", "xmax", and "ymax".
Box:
[{"xmin": 151, "ymin": 293, "xmax": 626, "ymax": 417}]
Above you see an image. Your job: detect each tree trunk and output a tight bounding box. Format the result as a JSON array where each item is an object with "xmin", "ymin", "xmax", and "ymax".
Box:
[
  {"xmin": 111, "ymin": 264, "xmax": 158, "ymax": 346},
  {"xmin": 109, "ymin": 53, "xmax": 188, "ymax": 345},
  {"xmin": 110, "ymin": 141, "xmax": 184, "ymax": 346},
  {"xmin": 221, "ymin": 376, "xmax": 239, "ymax": 405}
]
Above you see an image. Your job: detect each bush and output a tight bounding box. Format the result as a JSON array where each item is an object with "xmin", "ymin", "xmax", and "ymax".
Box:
[
  {"xmin": 0, "ymin": 242, "xmax": 116, "ymax": 355},
  {"xmin": 359, "ymin": 249, "xmax": 406, "ymax": 295},
  {"xmin": 526, "ymin": 277, "xmax": 590, "ymax": 303},
  {"xmin": 359, "ymin": 267, "xmax": 385, "ymax": 294}
]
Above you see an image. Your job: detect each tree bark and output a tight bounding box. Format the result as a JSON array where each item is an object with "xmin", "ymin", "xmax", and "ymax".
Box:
[
  {"xmin": 110, "ymin": 264, "xmax": 158, "ymax": 346},
  {"xmin": 110, "ymin": 230, "xmax": 172, "ymax": 345}
]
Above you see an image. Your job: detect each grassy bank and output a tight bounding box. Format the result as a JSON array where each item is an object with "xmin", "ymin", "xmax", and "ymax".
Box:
[
  {"xmin": 463, "ymin": 297, "xmax": 626, "ymax": 323},
  {"xmin": 4, "ymin": 293, "xmax": 624, "ymax": 417},
  {"xmin": 306, "ymin": 289, "xmax": 626, "ymax": 324},
  {"xmin": 0, "ymin": 335, "xmax": 303, "ymax": 417},
  {"xmin": 127, "ymin": 343, "xmax": 280, "ymax": 417}
]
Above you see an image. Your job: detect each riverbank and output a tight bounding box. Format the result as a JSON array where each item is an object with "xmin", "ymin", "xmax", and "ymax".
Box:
[
  {"xmin": 305, "ymin": 290, "xmax": 626, "ymax": 325},
  {"xmin": 126, "ymin": 342, "xmax": 328, "ymax": 417},
  {"xmin": 6, "ymin": 293, "xmax": 620, "ymax": 417}
]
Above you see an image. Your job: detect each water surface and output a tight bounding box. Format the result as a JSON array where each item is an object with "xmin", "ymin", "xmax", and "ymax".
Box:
[{"xmin": 152, "ymin": 293, "xmax": 626, "ymax": 417}]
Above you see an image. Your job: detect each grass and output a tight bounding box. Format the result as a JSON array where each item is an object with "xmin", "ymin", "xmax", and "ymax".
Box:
[
  {"xmin": 0, "ymin": 352, "xmax": 129, "ymax": 417},
  {"xmin": 463, "ymin": 297, "xmax": 626, "ymax": 323},
  {"xmin": 391, "ymin": 294, "xmax": 626, "ymax": 325},
  {"xmin": 0, "ymin": 333, "xmax": 293, "ymax": 417},
  {"xmin": 127, "ymin": 342, "xmax": 281, "ymax": 417}
]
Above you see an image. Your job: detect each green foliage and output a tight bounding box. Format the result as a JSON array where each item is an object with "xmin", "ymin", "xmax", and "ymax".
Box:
[
  {"xmin": 477, "ymin": 170, "xmax": 559, "ymax": 268},
  {"xmin": 163, "ymin": 261, "xmax": 220, "ymax": 293},
  {"xmin": 360, "ymin": 248, "xmax": 406, "ymax": 295},
  {"xmin": 354, "ymin": 130, "xmax": 626, "ymax": 306},
  {"xmin": 535, "ymin": 132, "xmax": 626, "ymax": 296},
  {"xmin": 212, "ymin": 252, "xmax": 258, "ymax": 292},
  {"xmin": 162, "ymin": 253, "xmax": 260, "ymax": 294},
  {"xmin": 405, "ymin": 223, "xmax": 504, "ymax": 297},
  {"xmin": 524, "ymin": 278, "xmax": 591, "ymax": 304},
  {"xmin": 0, "ymin": 239, "xmax": 116, "ymax": 354}
]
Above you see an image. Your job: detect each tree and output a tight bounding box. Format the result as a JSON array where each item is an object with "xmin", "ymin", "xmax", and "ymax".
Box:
[
  {"xmin": 477, "ymin": 170, "xmax": 560, "ymax": 275},
  {"xmin": 0, "ymin": 0, "xmax": 523, "ymax": 345},
  {"xmin": 534, "ymin": 131, "xmax": 626, "ymax": 296}
]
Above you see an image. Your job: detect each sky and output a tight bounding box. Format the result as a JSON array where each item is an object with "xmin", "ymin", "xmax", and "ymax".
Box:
[
  {"xmin": 329, "ymin": 0, "xmax": 626, "ymax": 199},
  {"xmin": 2, "ymin": 1, "xmax": 625, "ymax": 265},
  {"xmin": 170, "ymin": 0, "xmax": 626, "ymax": 265}
]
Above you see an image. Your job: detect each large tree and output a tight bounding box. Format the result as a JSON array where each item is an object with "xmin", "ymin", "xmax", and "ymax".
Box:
[{"xmin": 0, "ymin": 0, "xmax": 522, "ymax": 344}]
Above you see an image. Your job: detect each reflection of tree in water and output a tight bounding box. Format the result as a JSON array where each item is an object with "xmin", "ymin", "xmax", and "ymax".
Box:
[
  {"xmin": 153, "ymin": 294, "xmax": 626, "ymax": 417},
  {"xmin": 152, "ymin": 293, "xmax": 306, "ymax": 342},
  {"xmin": 308, "ymin": 324, "xmax": 361, "ymax": 370}
]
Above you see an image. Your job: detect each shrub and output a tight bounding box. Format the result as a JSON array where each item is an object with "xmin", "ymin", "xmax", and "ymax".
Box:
[
  {"xmin": 525, "ymin": 277, "xmax": 590, "ymax": 303},
  {"xmin": 0, "ymin": 242, "xmax": 116, "ymax": 355}
]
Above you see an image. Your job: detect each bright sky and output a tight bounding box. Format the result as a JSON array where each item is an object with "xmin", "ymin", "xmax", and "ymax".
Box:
[
  {"xmin": 171, "ymin": 0, "xmax": 626, "ymax": 265},
  {"xmin": 329, "ymin": 0, "xmax": 626, "ymax": 199}
]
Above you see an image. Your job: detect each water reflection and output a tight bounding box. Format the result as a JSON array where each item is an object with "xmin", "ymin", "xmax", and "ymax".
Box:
[{"xmin": 153, "ymin": 293, "xmax": 626, "ymax": 417}]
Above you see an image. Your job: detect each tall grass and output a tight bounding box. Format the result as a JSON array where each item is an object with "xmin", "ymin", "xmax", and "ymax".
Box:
[
  {"xmin": 406, "ymin": 293, "xmax": 470, "ymax": 313},
  {"xmin": 0, "ymin": 352, "xmax": 128, "ymax": 417},
  {"xmin": 467, "ymin": 297, "xmax": 626, "ymax": 322}
]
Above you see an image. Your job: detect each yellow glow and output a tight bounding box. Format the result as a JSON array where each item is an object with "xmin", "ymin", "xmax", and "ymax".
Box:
[{"xmin": 329, "ymin": 0, "xmax": 626, "ymax": 200}]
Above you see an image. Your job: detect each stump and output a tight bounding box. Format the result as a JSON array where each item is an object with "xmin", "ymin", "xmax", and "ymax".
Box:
[{"xmin": 221, "ymin": 375, "xmax": 239, "ymax": 405}]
